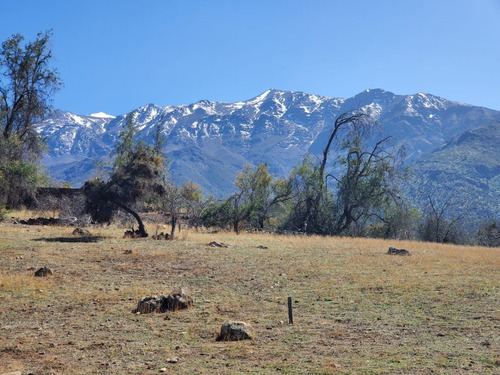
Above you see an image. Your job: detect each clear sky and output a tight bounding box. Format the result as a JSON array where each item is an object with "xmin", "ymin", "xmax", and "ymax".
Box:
[{"xmin": 2, "ymin": 0, "xmax": 500, "ymax": 115}]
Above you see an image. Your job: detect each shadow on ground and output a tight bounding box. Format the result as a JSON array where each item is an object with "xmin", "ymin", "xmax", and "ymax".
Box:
[{"xmin": 33, "ymin": 236, "xmax": 107, "ymax": 243}]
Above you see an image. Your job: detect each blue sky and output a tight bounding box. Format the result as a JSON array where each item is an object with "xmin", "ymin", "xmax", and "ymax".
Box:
[{"xmin": 2, "ymin": 0, "xmax": 500, "ymax": 115}]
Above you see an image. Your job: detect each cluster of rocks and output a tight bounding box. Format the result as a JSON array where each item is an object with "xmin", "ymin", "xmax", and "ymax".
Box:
[
  {"xmin": 134, "ymin": 289, "xmax": 253, "ymax": 342},
  {"xmin": 123, "ymin": 229, "xmax": 144, "ymax": 239},
  {"xmin": 133, "ymin": 289, "xmax": 193, "ymax": 314},
  {"xmin": 152, "ymin": 232, "xmax": 170, "ymax": 240}
]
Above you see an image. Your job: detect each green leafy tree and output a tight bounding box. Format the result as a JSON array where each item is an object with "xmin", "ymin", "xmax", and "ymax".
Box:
[
  {"xmin": 0, "ymin": 30, "xmax": 61, "ymax": 207},
  {"xmin": 200, "ymin": 199, "xmax": 233, "ymax": 230},
  {"xmin": 83, "ymin": 114, "xmax": 164, "ymax": 237},
  {"xmin": 181, "ymin": 181, "xmax": 205, "ymax": 228},
  {"xmin": 235, "ymin": 163, "xmax": 291, "ymax": 230}
]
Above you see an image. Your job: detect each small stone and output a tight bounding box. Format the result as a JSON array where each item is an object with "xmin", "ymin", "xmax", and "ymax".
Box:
[
  {"xmin": 166, "ymin": 357, "xmax": 178, "ymax": 363},
  {"xmin": 159, "ymin": 368, "xmax": 167, "ymax": 372}
]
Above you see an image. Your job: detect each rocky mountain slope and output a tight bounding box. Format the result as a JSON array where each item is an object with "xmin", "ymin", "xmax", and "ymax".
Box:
[{"xmin": 36, "ymin": 89, "xmax": 500, "ymax": 218}]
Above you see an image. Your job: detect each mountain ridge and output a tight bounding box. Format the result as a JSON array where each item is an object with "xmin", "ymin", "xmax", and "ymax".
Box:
[{"xmin": 36, "ymin": 88, "xmax": 500, "ymax": 219}]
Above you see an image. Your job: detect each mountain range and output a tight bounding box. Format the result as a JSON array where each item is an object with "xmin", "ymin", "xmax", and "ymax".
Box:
[{"xmin": 36, "ymin": 88, "xmax": 500, "ymax": 221}]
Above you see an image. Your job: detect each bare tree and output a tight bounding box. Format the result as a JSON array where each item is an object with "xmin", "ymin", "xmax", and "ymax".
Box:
[{"xmin": 418, "ymin": 194, "xmax": 467, "ymax": 244}]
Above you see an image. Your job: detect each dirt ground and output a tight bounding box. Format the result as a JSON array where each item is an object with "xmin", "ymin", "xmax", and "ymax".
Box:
[{"xmin": 0, "ymin": 222, "xmax": 499, "ymax": 374}]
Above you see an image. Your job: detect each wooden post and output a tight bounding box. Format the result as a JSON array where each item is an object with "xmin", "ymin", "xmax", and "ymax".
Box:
[{"xmin": 288, "ymin": 296, "xmax": 293, "ymax": 325}]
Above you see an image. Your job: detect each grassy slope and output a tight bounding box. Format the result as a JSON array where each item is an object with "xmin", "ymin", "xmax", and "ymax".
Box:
[{"xmin": 0, "ymin": 222, "xmax": 499, "ymax": 374}]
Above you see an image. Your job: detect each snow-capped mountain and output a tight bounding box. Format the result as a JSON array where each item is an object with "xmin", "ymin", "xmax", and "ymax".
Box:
[{"xmin": 37, "ymin": 89, "xmax": 500, "ymax": 204}]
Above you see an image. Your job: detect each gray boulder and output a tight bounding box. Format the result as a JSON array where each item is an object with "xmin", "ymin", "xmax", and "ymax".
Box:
[{"xmin": 216, "ymin": 321, "xmax": 253, "ymax": 341}]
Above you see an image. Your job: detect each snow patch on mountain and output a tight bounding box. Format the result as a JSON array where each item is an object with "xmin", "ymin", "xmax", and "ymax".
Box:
[
  {"xmin": 36, "ymin": 89, "xmax": 500, "ymax": 198},
  {"xmin": 89, "ymin": 112, "xmax": 115, "ymax": 119}
]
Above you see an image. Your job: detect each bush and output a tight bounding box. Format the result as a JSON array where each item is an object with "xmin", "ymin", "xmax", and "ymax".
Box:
[{"xmin": 476, "ymin": 221, "xmax": 500, "ymax": 247}]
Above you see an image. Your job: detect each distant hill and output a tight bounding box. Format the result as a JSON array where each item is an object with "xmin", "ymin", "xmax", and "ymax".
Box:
[
  {"xmin": 36, "ymin": 89, "xmax": 500, "ymax": 220},
  {"xmin": 410, "ymin": 121, "xmax": 500, "ymax": 222}
]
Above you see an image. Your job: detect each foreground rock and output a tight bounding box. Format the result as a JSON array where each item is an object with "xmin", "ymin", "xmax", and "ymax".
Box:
[
  {"xmin": 387, "ymin": 247, "xmax": 410, "ymax": 256},
  {"xmin": 165, "ymin": 288, "xmax": 194, "ymax": 311},
  {"xmin": 216, "ymin": 321, "xmax": 253, "ymax": 341},
  {"xmin": 34, "ymin": 267, "xmax": 53, "ymax": 277},
  {"xmin": 133, "ymin": 289, "xmax": 193, "ymax": 314}
]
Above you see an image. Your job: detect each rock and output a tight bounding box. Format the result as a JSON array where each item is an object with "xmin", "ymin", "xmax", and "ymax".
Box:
[
  {"xmin": 165, "ymin": 288, "xmax": 193, "ymax": 311},
  {"xmin": 256, "ymin": 245, "xmax": 268, "ymax": 249},
  {"xmin": 133, "ymin": 289, "xmax": 193, "ymax": 314},
  {"xmin": 152, "ymin": 232, "xmax": 170, "ymax": 240},
  {"xmin": 133, "ymin": 295, "xmax": 166, "ymax": 314},
  {"xmin": 216, "ymin": 321, "xmax": 253, "ymax": 341},
  {"xmin": 34, "ymin": 266, "xmax": 53, "ymax": 277},
  {"xmin": 159, "ymin": 367, "xmax": 167, "ymax": 372},
  {"xmin": 1, "ymin": 371, "xmax": 23, "ymax": 375},
  {"xmin": 123, "ymin": 249, "xmax": 133, "ymax": 254},
  {"xmin": 166, "ymin": 357, "xmax": 178, "ymax": 363},
  {"xmin": 387, "ymin": 247, "xmax": 410, "ymax": 256},
  {"xmin": 72, "ymin": 227, "xmax": 91, "ymax": 236},
  {"xmin": 207, "ymin": 241, "xmax": 229, "ymax": 248},
  {"xmin": 123, "ymin": 229, "xmax": 144, "ymax": 239}
]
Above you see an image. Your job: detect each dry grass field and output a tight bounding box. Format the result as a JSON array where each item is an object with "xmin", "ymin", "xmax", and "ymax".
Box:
[{"xmin": 0, "ymin": 219, "xmax": 499, "ymax": 374}]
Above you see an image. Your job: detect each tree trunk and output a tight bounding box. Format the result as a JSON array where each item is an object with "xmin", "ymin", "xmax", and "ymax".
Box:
[
  {"xmin": 171, "ymin": 214, "xmax": 177, "ymax": 238},
  {"xmin": 116, "ymin": 202, "xmax": 148, "ymax": 237}
]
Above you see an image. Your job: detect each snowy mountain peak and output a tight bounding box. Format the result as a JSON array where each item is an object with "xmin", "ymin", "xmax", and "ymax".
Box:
[
  {"xmin": 37, "ymin": 89, "xmax": 500, "ymax": 201},
  {"xmin": 89, "ymin": 112, "xmax": 116, "ymax": 119}
]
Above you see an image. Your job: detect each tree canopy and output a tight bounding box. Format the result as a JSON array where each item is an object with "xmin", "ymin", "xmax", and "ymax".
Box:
[
  {"xmin": 83, "ymin": 113, "xmax": 165, "ymax": 237},
  {"xmin": 0, "ymin": 31, "xmax": 61, "ymax": 208}
]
